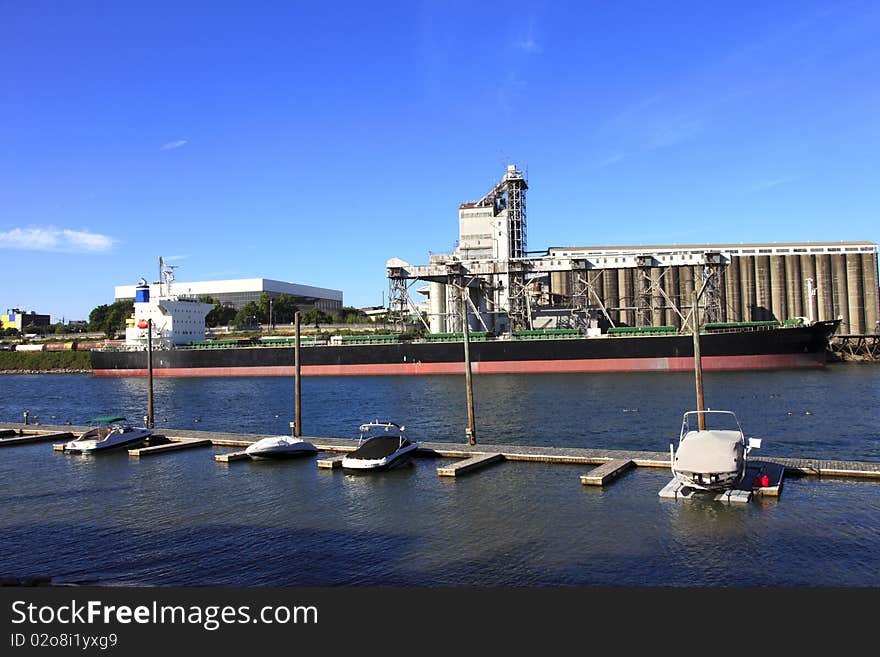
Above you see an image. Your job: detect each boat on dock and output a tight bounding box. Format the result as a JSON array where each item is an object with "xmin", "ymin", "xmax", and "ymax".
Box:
[
  {"xmin": 62, "ymin": 416, "xmax": 152, "ymax": 454},
  {"xmin": 341, "ymin": 421, "xmax": 418, "ymax": 471},
  {"xmin": 668, "ymin": 410, "xmax": 761, "ymax": 493},
  {"xmin": 245, "ymin": 435, "xmax": 318, "ymax": 460}
]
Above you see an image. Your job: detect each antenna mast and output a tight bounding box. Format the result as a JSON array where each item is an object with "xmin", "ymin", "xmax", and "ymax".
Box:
[{"xmin": 158, "ymin": 256, "xmax": 177, "ymax": 297}]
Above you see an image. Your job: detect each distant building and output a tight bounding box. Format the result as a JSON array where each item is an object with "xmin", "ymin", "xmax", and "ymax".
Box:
[
  {"xmin": 1, "ymin": 308, "xmax": 51, "ymax": 332},
  {"xmin": 114, "ymin": 278, "xmax": 343, "ymax": 314},
  {"xmin": 361, "ymin": 306, "xmax": 390, "ymax": 322}
]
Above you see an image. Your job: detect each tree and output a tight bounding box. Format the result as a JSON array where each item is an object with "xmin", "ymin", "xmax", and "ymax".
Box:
[
  {"xmin": 271, "ymin": 294, "xmax": 298, "ymax": 325},
  {"xmin": 257, "ymin": 293, "xmax": 271, "ymax": 325},
  {"xmin": 89, "ymin": 305, "xmax": 110, "ymax": 332},
  {"xmin": 301, "ymin": 308, "xmax": 329, "ymax": 328},
  {"xmin": 88, "ymin": 300, "xmax": 133, "ymax": 337},
  {"xmin": 335, "ymin": 306, "xmax": 367, "ymax": 324},
  {"xmin": 233, "ymin": 301, "xmax": 261, "ymax": 328},
  {"xmin": 200, "ymin": 296, "xmax": 237, "ymax": 327}
]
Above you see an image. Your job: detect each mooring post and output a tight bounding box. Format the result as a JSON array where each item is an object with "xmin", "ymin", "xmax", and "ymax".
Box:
[
  {"xmin": 294, "ymin": 310, "xmax": 302, "ymax": 437},
  {"xmin": 692, "ymin": 290, "xmax": 705, "ymax": 430},
  {"xmin": 147, "ymin": 318, "xmax": 154, "ymax": 429},
  {"xmin": 461, "ymin": 293, "xmax": 477, "ymax": 445}
]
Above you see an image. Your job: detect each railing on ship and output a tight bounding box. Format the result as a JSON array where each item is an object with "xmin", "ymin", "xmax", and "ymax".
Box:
[
  {"xmin": 606, "ymin": 319, "xmax": 806, "ymax": 337},
  {"xmin": 97, "ymin": 318, "xmax": 815, "ymax": 352}
]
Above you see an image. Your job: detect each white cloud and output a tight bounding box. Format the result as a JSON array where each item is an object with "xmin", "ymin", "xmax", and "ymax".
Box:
[
  {"xmin": 0, "ymin": 227, "xmax": 116, "ymax": 253},
  {"xmin": 160, "ymin": 139, "xmax": 188, "ymax": 151},
  {"xmin": 747, "ymin": 177, "xmax": 796, "ymax": 193},
  {"xmin": 595, "ymin": 153, "xmax": 625, "ymax": 169},
  {"xmin": 648, "ymin": 117, "xmax": 704, "ymax": 150},
  {"xmin": 515, "ymin": 36, "xmax": 542, "ymax": 54}
]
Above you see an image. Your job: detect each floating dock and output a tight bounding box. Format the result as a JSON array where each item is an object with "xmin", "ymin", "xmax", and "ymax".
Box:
[
  {"xmin": 581, "ymin": 459, "xmax": 635, "ymax": 486},
  {"xmin": 215, "ymin": 450, "xmax": 251, "ymax": 463},
  {"xmin": 659, "ymin": 461, "xmax": 786, "ymax": 503},
  {"xmin": 0, "ymin": 431, "xmax": 73, "ymax": 447},
  {"xmin": 3, "ymin": 423, "xmax": 880, "ymax": 498},
  {"xmin": 437, "ymin": 453, "xmax": 504, "ymax": 477},
  {"xmin": 316, "ymin": 455, "xmax": 346, "ymax": 469},
  {"xmin": 128, "ymin": 438, "xmax": 211, "ymax": 457}
]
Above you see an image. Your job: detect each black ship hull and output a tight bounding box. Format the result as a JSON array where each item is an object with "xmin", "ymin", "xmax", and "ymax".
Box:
[{"xmin": 90, "ymin": 320, "xmax": 840, "ymax": 377}]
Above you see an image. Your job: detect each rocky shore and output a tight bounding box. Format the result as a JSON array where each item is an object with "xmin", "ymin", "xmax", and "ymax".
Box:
[{"xmin": 0, "ymin": 369, "xmax": 91, "ymax": 374}]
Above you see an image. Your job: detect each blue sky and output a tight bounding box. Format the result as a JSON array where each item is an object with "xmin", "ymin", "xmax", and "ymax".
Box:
[{"xmin": 2, "ymin": 1, "xmax": 878, "ymax": 322}]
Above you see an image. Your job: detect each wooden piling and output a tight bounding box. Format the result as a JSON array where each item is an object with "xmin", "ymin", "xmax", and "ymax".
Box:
[
  {"xmin": 692, "ymin": 290, "xmax": 705, "ymax": 430},
  {"xmin": 147, "ymin": 318, "xmax": 154, "ymax": 429},
  {"xmin": 461, "ymin": 293, "xmax": 477, "ymax": 445},
  {"xmin": 294, "ymin": 311, "xmax": 301, "ymax": 437}
]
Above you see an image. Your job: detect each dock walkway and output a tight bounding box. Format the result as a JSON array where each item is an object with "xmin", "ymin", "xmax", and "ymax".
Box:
[{"xmin": 3, "ymin": 422, "xmax": 880, "ymax": 481}]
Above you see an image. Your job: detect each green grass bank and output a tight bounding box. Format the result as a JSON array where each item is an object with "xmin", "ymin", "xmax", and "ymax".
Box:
[{"xmin": 0, "ymin": 351, "xmax": 91, "ymax": 372}]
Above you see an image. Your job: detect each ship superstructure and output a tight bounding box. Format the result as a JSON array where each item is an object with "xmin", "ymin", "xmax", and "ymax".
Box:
[{"xmin": 124, "ymin": 258, "xmax": 214, "ymax": 349}]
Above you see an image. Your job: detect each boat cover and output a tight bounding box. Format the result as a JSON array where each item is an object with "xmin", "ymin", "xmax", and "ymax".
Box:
[
  {"xmin": 347, "ymin": 436, "xmax": 412, "ymax": 460},
  {"xmin": 246, "ymin": 436, "xmax": 316, "ymax": 453},
  {"xmin": 675, "ymin": 430, "xmax": 744, "ymax": 473}
]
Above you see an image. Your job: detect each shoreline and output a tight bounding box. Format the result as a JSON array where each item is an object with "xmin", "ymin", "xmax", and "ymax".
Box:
[
  {"xmin": 0, "ymin": 369, "xmax": 91, "ymax": 375},
  {"xmin": 0, "ymin": 356, "xmax": 877, "ymax": 375}
]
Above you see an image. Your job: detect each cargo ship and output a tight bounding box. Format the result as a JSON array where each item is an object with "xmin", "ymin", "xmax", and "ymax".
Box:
[
  {"xmin": 91, "ymin": 319, "xmax": 840, "ymax": 377},
  {"xmin": 90, "ymin": 249, "xmax": 843, "ymax": 377}
]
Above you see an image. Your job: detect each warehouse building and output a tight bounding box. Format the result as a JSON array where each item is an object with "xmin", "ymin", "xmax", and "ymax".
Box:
[
  {"xmin": 115, "ymin": 278, "xmax": 343, "ymax": 314},
  {"xmin": 1, "ymin": 308, "xmax": 51, "ymax": 332}
]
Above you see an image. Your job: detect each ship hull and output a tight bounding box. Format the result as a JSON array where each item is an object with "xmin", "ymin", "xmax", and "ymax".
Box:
[{"xmin": 90, "ymin": 320, "xmax": 839, "ymax": 378}]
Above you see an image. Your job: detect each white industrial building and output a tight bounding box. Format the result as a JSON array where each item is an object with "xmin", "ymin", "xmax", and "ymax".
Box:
[{"xmin": 116, "ymin": 277, "xmax": 343, "ymax": 314}]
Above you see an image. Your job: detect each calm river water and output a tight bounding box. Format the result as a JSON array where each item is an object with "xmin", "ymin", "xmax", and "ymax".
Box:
[{"xmin": 1, "ymin": 365, "xmax": 879, "ymax": 586}]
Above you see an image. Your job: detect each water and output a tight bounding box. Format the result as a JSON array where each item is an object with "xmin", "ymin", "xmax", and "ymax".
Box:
[{"xmin": 1, "ymin": 365, "xmax": 879, "ymax": 586}]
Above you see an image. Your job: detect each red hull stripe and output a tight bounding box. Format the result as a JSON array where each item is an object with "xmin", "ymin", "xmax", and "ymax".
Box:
[{"xmin": 92, "ymin": 353, "xmax": 825, "ymax": 377}]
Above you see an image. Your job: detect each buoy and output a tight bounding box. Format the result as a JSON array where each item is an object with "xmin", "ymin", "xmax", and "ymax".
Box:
[
  {"xmin": 137, "ymin": 319, "xmax": 148, "ymax": 329},
  {"xmin": 760, "ymin": 474, "xmax": 770, "ymax": 487}
]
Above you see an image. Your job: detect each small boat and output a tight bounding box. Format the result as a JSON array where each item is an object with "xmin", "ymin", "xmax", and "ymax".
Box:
[
  {"xmin": 670, "ymin": 410, "xmax": 761, "ymax": 492},
  {"xmin": 245, "ymin": 435, "xmax": 318, "ymax": 460},
  {"xmin": 63, "ymin": 416, "xmax": 152, "ymax": 454},
  {"xmin": 341, "ymin": 421, "xmax": 418, "ymax": 471}
]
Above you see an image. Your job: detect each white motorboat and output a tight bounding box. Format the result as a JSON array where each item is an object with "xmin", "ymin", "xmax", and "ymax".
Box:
[
  {"xmin": 245, "ymin": 435, "xmax": 318, "ymax": 460},
  {"xmin": 63, "ymin": 416, "xmax": 152, "ymax": 454},
  {"xmin": 341, "ymin": 421, "xmax": 418, "ymax": 471},
  {"xmin": 670, "ymin": 410, "xmax": 761, "ymax": 492}
]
